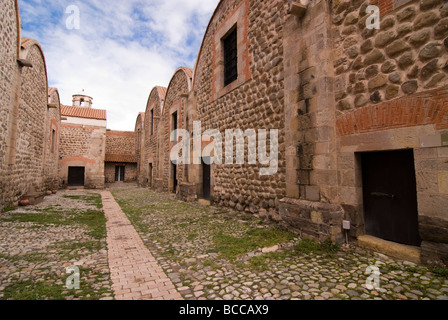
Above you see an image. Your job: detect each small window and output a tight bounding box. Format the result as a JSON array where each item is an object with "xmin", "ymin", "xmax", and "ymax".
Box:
[
  {"xmin": 51, "ymin": 129, "xmax": 56, "ymax": 153},
  {"xmin": 172, "ymin": 111, "xmax": 178, "ymax": 141},
  {"xmin": 150, "ymin": 109, "xmax": 154, "ymax": 136},
  {"xmin": 223, "ymin": 27, "xmax": 238, "ymax": 86}
]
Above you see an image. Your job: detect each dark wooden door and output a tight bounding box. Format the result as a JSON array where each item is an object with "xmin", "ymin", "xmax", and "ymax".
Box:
[
  {"xmin": 202, "ymin": 158, "xmax": 211, "ymax": 200},
  {"xmin": 115, "ymin": 166, "xmax": 125, "ymax": 182},
  {"xmin": 68, "ymin": 167, "xmax": 85, "ymax": 187},
  {"xmin": 172, "ymin": 163, "xmax": 178, "ymax": 193},
  {"xmin": 362, "ymin": 150, "xmax": 421, "ymax": 246},
  {"xmin": 148, "ymin": 163, "xmax": 153, "ymax": 187}
]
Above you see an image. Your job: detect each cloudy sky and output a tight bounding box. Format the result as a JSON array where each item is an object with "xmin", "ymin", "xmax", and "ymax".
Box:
[{"xmin": 18, "ymin": 0, "xmax": 219, "ymax": 131}]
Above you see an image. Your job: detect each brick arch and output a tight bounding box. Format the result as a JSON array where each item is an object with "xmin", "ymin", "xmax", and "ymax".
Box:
[{"xmin": 336, "ymin": 86, "xmax": 448, "ymax": 137}]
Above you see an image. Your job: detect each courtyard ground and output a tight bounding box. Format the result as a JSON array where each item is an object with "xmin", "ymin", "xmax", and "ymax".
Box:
[{"xmin": 0, "ymin": 184, "xmax": 447, "ymax": 300}]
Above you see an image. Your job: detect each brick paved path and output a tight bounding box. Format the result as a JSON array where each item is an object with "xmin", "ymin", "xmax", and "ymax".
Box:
[{"xmin": 101, "ymin": 191, "xmax": 182, "ymax": 300}]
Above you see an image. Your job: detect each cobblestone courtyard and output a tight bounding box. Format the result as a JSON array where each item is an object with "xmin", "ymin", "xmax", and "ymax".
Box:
[{"xmin": 1, "ymin": 184, "xmax": 447, "ymax": 300}]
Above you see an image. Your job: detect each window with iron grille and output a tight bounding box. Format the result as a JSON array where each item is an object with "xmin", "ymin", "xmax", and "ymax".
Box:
[{"xmin": 223, "ymin": 27, "xmax": 238, "ymax": 86}]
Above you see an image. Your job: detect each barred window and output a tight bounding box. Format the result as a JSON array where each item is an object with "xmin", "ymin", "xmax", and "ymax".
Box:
[{"xmin": 223, "ymin": 27, "xmax": 238, "ymax": 86}]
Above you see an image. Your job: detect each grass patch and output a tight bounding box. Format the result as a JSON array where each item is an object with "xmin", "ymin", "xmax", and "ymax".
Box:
[
  {"xmin": 294, "ymin": 238, "xmax": 340, "ymax": 256},
  {"xmin": 76, "ymin": 210, "xmax": 107, "ymax": 239},
  {"xmin": 0, "ymin": 212, "xmax": 68, "ymax": 226},
  {"xmin": 214, "ymin": 228, "xmax": 295, "ymax": 261},
  {"xmin": 2, "ymin": 279, "xmax": 66, "ymax": 300},
  {"xmin": 0, "ymin": 253, "xmax": 49, "ymax": 263},
  {"xmin": 247, "ymin": 251, "xmax": 290, "ymax": 271},
  {"xmin": 2, "ymin": 204, "xmax": 16, "ymax": 213},
  {"xmin": 406, "ymin": 266, "xmax": 421, "ymax": 274},
  {"xmin": 0, "ymin": 209, "xmax": 106, "ymax": 239},
  {"xmin": 63, "ymin": 194, "xmax": 103, "ymax": 209},
  {"xmin": 431, "ymin": 267, "xmax": 448, "ymax": 279}
]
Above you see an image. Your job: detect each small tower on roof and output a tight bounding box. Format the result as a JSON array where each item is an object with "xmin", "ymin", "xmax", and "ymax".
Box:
[{"xmin": 72, "ymin": 89, "xmax": 93, "ymax": 108}]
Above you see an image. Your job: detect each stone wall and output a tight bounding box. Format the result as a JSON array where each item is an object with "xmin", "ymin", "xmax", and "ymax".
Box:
[
  {"xmin": 0, "ymin": 0, "xmax": 20, "ymax": 211},
  {"xmin": 135, "ymin": 114, "xmax": 146, "ymax": 186},
  {"xmin": 106, "ymin": 130, "xmax": 136, "ymax": 156},
  {"xmin": 141, "ymin": 87, "xmax": 166, "ymax": 188},
  {"xmin": 59, "ymin": 124, "xmax": 106, "ymax": 189},
  {"xmin": 44, "ymin": 88, "xmax": 61, "ymax": 190},
  {"xmin": 160, "ymin": 68, "xmax": 191, "ymax": 193},
  {"xmin": 332, "ymin": 0, "xmax": 448, "ymax": 110},
  {"xmin": 193, "ymin": 0, "xmax": 287, "ymax": 216},
  {"xmin": 105, "ymin": 163, "xmax": 138, "ymax": 183},
  {"xmin": 279, "ymin": 0, "xmax": 344, "ymax": 243},
  {"xmin": 2, "ymin": 38, "xmax": 49, "ymax": 208}
]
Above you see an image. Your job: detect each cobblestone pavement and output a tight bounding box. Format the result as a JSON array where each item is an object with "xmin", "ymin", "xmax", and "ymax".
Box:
[
  {"xmin": 0, "ymin": 190, "xmax": 114, "ymax": 300},
  {"xmin": 1, "ymin": 185, "xmax": 448, "ymax": 301},
  {"xmin": 102, "ymin": 191, "xmax": 181, "ymax": 300},
  {"xmin": 111, "ymin": 184, "xmax": 448, "ymax": 301}
]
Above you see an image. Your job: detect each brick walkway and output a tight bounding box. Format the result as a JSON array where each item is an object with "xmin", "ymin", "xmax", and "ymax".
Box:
[{"xmin": 101, "ymin": 191, "xmax": 182, "ymax": 300}]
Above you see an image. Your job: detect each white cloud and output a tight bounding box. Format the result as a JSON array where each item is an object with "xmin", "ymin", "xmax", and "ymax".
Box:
[{"xmin": 18, "ymin": 0, "xmax": 219, "ymax": 131}]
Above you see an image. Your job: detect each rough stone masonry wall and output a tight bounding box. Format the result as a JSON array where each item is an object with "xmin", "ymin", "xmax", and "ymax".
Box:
[
  {"xmin": 59, "ymin": 124, "xmax": 106, "ymax": 189},
  {"xmin": 106, "ymin": 131, "xmax": 136, "ymax": 156},
  {"xmin": 104, "ymin": 163, "xmax": 137, "ymax": 183},
  {"xmin": 194, "ymin": 0, "xmax": 287, "ymax": 218},
  {"xmin": 0, "ymin": 0, "xmax": 20, "ymax": 211},
  {"xmin": 332, "ymin": 0, "xmax": 448, "ymax": 110},
  {"xmin": 44, "ymin": 89, "xmax": 61, "ymax": 190},
  {"xmin": 134, "ymin": 115, "xmax": 145, "ymax": 186},
  {"xmin": 8, "ymin": 43, "xmax": 48, "ymax": 202},
  {"xmin": 142, "ymin": 88, "xmax": 165, "ymax": 188},
  {"xmin": 160, "ymin": 69, "xmax": 190, "ymax": 192}
]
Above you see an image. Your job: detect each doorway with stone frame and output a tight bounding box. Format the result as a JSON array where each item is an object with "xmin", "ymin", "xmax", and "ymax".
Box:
[{"xmin": 360, "ymin": 149, "xmax": 421, "ymax": 247}]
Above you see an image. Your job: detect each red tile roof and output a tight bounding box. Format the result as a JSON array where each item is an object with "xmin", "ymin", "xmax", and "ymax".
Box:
[
  {"xmin": 105, "ymin": 154, "xmax": 137, "ymax": 163},
  {"xmin": 61, "ymin": 105, "xmax": 107, "ymax": 120}
]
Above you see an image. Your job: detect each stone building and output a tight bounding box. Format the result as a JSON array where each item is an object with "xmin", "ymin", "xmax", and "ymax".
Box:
[
  {"xmin": 45, "ymin": 87, "xmax": 62, "ymax": 190},
  {"xmin": 105, "ymin": 130, "xmax": 137, "ymax": 184},
  {"xmin": 59, "ymin": 92, "xmax": 107, "ymax": 189},
  {"xmin": 136, "ymin": 0, "xmax": 448, "ymax": 265},
  {"xmin": 143, "ymin": 86, "xmax": 167, "ymax": 190},
  {"xmin": 0, "ymin": 0, "xmax": 60, "ymax": 210}
]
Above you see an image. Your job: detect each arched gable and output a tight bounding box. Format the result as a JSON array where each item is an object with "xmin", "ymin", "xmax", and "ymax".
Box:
[
  {"xmin": 163, "ymin": 67, "xmax": 193, "ymax": 115},
  {"xmin": 135, "ymin": 112, "xmax": 145, "ymax": 132},
  {"xmin": 192, "ymin": 0, "xmax": 251, "ymax": 97},
  {"xmin": 145, "ymin": 86, "xmax": 166, "ymax": 131},
  {"xmin": 20, "ymin": 38, "xmax": 49, "ymax": 104}
]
